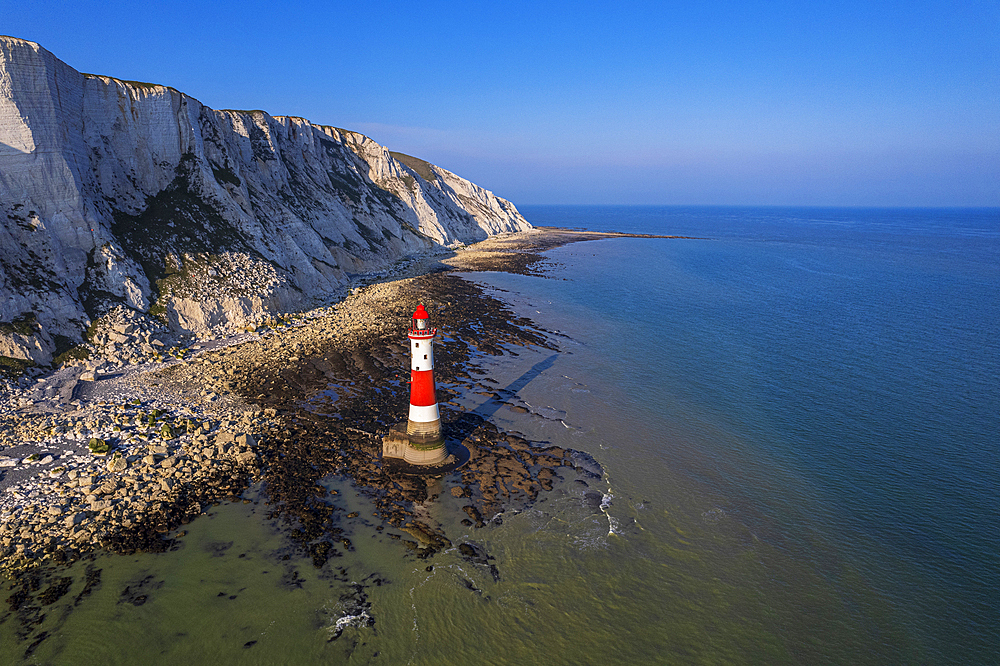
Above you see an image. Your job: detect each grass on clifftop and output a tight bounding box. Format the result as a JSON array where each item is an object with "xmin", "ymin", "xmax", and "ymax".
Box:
[
  {"xmin": 389, "ymin": 152, "xmax": 438, "ymax": 183},
  {"xmin": 81, "ymin": 73, "xmax": 178, "ymax": 93}
]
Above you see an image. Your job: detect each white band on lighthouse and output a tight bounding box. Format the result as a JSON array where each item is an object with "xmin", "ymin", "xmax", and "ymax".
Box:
[
  {"xmin": 410, "ymin": 341, "xmax": 434, "ymax": 371},
  {"xmin": 408, "ymin": 403, "xmax": 440, "ymax": 422}
]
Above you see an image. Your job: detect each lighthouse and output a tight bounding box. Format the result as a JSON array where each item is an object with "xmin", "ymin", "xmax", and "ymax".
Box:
[
  {"xmin": 406, "ymin": 304, "xmax": 441, "ymax": 441},
  {"xmin": 382, "ymin": 305, "xmax": 448, "ymax": 466}
]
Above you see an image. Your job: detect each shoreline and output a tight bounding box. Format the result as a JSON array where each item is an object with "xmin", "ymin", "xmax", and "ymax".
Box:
[{"xmin": 0, "ymin": 227, "xmax": 680, "ymax": 575}]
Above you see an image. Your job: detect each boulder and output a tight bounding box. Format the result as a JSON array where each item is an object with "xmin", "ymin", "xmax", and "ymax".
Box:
[
  {"xmin": 236, "ymin": 433, "xmax": 257, "ymax": 447},
  {"xmin": 106, "ymin": 453, "xmax": 127, "ymax": 473},
  {"xmin": 64, "ymin": 512, "xmax": 86, "ymax": 527}
]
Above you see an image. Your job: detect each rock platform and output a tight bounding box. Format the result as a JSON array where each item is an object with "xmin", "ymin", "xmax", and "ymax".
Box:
[{"xmin": 0, "ymin": 229, "xmax": 625, "ymax": 575}]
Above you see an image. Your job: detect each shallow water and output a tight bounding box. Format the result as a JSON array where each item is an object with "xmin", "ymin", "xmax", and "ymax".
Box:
[
  {"xmin": 3, "ymin": 206, "xmax": 997, "ymax": 664},
  {"xmin": 505, "ymin": 205, "xmax": 1000, "ymax": 663}
]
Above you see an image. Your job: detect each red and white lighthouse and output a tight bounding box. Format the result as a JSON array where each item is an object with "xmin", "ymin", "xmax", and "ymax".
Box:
[
  {"xmin": 382, "ymin": 304, "xmax": 454, "ymax": 466},
  {"xmin": 406, "ymin": 305, "xmax": 441, "ymax": 441}
]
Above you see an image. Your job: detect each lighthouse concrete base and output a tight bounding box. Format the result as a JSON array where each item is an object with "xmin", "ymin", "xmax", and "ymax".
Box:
[{"xmin": 382, "ymin": 423, "xmax": 449, "ymax": 466}]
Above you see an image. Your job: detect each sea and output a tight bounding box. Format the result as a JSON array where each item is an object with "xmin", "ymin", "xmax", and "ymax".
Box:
[{"xmin": 2, "ymin": 205, "xmax": 998, "ymax": 664}]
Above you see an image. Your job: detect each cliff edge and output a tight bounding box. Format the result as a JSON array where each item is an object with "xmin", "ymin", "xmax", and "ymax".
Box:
[{"xmin": 0, "ymin": 36, "xmax": 530, "ymax": 365}]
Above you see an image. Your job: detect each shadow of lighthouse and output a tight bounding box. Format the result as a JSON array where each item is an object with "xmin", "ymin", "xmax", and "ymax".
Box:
[{"xmin": 470, "ymin": 354, "xmax": 558, "ymax": 422}]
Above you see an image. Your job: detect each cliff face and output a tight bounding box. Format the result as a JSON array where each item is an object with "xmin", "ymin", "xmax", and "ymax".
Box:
[{"xmin": 0, "ymin": 36, "xmax": 530, "ymax": 364}]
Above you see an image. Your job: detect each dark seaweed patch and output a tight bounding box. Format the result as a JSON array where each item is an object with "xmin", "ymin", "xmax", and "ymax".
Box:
[{"xmin": 119, "ymin": 575, "xmax": 164, "ymax": 606}]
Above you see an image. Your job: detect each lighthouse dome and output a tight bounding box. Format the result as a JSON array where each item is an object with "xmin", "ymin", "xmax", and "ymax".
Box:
[{"xmin": 412, "ymin": 305, "xmax": 430, "ymax": 330}]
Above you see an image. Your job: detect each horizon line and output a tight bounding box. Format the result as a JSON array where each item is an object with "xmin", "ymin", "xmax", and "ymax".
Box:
[{"xmin": 516, "ymin": 203, "xmax": 1000, "ymax": 210}]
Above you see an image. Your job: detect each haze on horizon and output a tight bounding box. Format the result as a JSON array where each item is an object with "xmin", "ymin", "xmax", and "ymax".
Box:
[{"xmin": 6, "ymin": 0, "xmax": 998, "ymax": 207}]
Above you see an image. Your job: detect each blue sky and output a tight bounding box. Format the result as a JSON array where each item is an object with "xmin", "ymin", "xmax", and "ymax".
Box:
[{"xmin": 6, "ymin": 0, "xmax": 998, "ymax": 206}]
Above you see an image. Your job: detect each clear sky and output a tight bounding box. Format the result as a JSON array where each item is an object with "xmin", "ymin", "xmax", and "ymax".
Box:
[{"xmin": 5, "ymin": 0, "xmax": 999, "ymax": 206}]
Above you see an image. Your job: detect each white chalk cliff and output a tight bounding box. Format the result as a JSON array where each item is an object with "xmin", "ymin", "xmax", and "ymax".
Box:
[{"xmin": 0, "ymin": 36, "xmax": 530, "ymax": 363}]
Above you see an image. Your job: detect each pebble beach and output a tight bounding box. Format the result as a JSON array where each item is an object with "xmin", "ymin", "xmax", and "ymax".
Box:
[{"xmin": 0, "ymin": 228, "xmax": 634, "ymax": 576}]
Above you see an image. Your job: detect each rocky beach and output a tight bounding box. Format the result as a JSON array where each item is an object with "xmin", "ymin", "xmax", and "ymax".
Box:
[{"xmin": 0, "ymin": 228, "xmax": 663, "ymax": 653}]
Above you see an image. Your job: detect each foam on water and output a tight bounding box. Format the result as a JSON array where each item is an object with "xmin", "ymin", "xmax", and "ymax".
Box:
[
  {"xmin": 600, "ymin": 491, "xmax": 622, "ymax": 537},
  {"xmin": 327, "ymin": 610, "xmax": 371, "ymax": 638}
]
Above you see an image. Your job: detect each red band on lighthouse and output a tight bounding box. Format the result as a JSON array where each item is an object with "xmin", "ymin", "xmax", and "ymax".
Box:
[
  {"xmin": 409, "ymin": 370, "xmax": 436, "ymax": 406},
  {"xmin": 407, "ymin": 305, "xmax": 441, "ymax": 438}
]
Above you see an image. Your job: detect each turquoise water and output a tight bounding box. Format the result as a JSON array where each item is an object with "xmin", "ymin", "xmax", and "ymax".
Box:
[
  {"xmin": 3, "ymin": 206, "xmax": 997, "ymax": 664},
  {"xmin": 509, "ymin": 205, "xmax": 1000, "ymax": 662}
]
